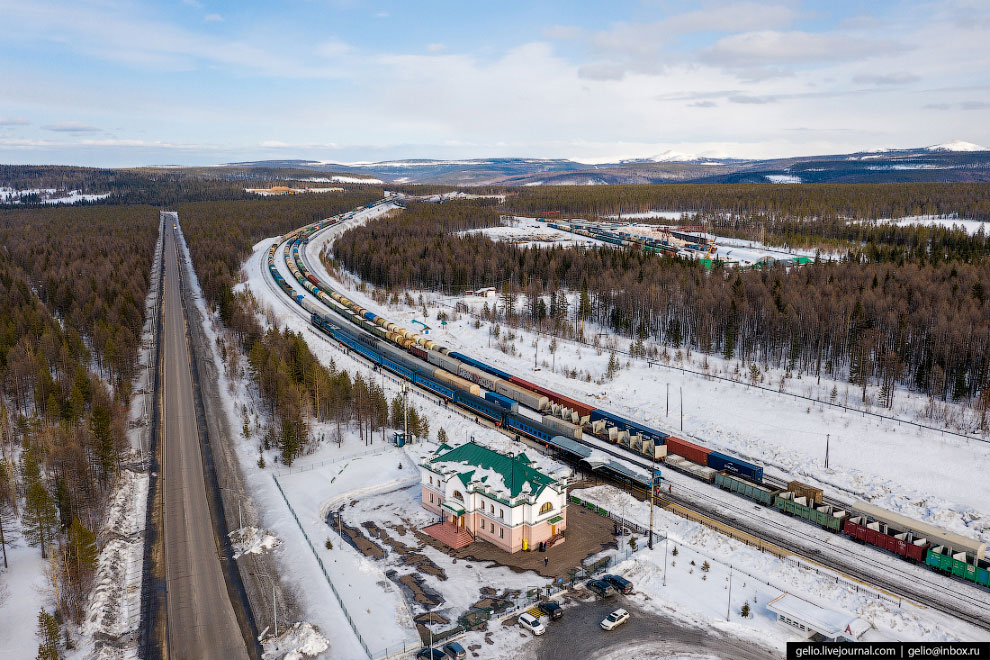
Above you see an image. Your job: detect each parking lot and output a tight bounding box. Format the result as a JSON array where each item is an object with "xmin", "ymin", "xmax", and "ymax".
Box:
[{"xmin": 535, "ymin": 595, "xmax": 777, "ymax": 660}]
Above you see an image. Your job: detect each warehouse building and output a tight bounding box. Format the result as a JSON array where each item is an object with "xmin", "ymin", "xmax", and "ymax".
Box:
[{"xmin": 420, "ymin": 442, "xmax": 568, "ymax": 553}]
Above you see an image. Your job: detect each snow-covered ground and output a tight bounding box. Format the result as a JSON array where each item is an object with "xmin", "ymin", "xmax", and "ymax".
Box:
[
  {"xmin": 764, "ymin": 174, "xmax": 801, "ymax": 184},
  {"xmin": 301, "ymin": 207, "xmax": 990, "ymax": 548},
  {"xmin": 874, "ymin": 214, "xmax": 989, "ymax": 235},
  {"xmin": 0, "ymin": 521, "xmax": 53, "ymax": 660},
  {"xmin": 460, "ymin": 217, "xmax": 600, "ymax": 249},
  {"xmin": 235, "ymin": 199, "xmax": 990, "ymax": 656},
  {"xmin": 0, "ymin": 187, "xmax": 111, "ymax": 204},
  {"xmin": 575, "ymin": 485, "xmax": 986, "ymax": 646},
  {"xmin": 606, "ymin": 211, "xmax": 697, "ymax": 221}
]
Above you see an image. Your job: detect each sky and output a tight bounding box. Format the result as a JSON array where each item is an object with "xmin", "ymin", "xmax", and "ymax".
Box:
[{"xmin": 0, "ymin": 0, "xmax": 989, "ymax": 167}]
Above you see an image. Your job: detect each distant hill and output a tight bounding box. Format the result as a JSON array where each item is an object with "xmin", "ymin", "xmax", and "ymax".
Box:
[{"xmin": 228, "ymin": 143, "xmax": 990, "ymax": 186}]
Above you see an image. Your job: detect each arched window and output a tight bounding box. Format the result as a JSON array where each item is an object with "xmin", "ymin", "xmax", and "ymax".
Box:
[
  {"xmin": 539, "ymin": 502, "xmax": 553, "ymax": 514},
  {"xmin": 453, "ymin": 491, "xmax": 464, "ymax": 502}
]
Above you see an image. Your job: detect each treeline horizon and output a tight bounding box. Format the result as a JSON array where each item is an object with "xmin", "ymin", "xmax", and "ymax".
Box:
[{"xmin": 334, "ymin": 201, "xmax": 990, "ymax": 418}]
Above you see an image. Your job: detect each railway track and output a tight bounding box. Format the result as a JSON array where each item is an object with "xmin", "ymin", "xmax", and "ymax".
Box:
[{"xmin": 271, "ymin": 205, "xmax": 990, "ymax": 633}]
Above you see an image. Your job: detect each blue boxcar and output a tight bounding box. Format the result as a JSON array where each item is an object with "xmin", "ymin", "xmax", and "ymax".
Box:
[
  {"xmin": 449, "ymin": 352, "xmax": 515, "ymax": 381},
  {"xmin": 363, "ymin": 311, "xmax": 377, "ymax": 322},
  {"xmin": 706, "ymin": 451, "xmax": 763, "ymax": 483},
  {"xmin": 589, "ymin": 410, "xmax": 668, "ymax": 444},
  {"xmin": 485, "ymin": 391, "xmax": 519, "ymax": 413},
  {"xmin": 504, "ymin": 414, "xmax": 554, "ymax": 443}
]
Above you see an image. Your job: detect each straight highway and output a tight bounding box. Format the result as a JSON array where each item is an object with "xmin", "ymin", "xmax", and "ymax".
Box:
[{"xmin": 162, "ymin": 218, "xmax": 248, "ymax": 660}]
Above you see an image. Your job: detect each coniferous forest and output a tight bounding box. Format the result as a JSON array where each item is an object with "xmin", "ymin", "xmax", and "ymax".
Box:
[{"xmin": 334, "ymin": 196, "xmax": 990, "ymax": 417}]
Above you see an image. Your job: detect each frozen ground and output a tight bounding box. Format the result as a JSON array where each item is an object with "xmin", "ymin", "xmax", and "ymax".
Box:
[
  {"xmin": 575, "ymin": 485, "xmax": 986, "ymax": 645},
  {"xmin": 874, "ymin": 214, "xmax": 989, "ymax": 235},
  {"xmin": 301, "ymin": 207, "xmax": 990, "ymax": 547},
  {"xmin": 460, "ymin": 216, "xmax": 600, "ymax": 249},
  {"xmin": 240, "ymin": 199, "xmax": 990, "ymax": 656},
  {"xmin": 0, "ymin": 520, "xmax": 53, "ymax": 660},
  {"xmin": 0, "ymin": 187, "xmax": 111, "ymax": 204},
  {"xmin": 231, "ymin": 527, "xmax": 283, "ymax": 559}
]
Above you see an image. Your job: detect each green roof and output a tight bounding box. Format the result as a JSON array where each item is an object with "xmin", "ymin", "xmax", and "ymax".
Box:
[
  {"xmin": 430, "ymin": 441, "xmax": 556, "ymax": 498},
  {"xmin": 548, "ymin": 515, "xmax": 563, "ymax": 524}
]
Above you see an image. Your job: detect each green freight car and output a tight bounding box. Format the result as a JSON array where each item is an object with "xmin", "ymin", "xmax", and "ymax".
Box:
[
  {"xmin": 925, "ymin": 546, "xmax": 990, "ymax": 587},
  {"xmin": 714, "ymin": 472, "xmax": 777, "ymax": 506},
  {"xmin": 774, "ymin": 492, "xmax": 847, "ymax": 532}
]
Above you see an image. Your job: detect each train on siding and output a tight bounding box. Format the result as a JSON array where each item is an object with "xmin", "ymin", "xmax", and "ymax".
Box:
[{"xmin": 269, "ymin": 200, "xmax": 990, "ymax": 592}]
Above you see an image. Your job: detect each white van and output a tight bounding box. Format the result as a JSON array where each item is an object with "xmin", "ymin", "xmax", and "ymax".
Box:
[{"xmin": 518, "ymin": 612, "xmax": 546, "ymax": 636}]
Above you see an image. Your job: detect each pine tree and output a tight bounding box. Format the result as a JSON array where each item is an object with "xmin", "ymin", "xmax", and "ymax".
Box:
[
  {"xmin": 23, "ymin": 480, "xmax": 59, "ymax": 558},
  {"xmin": 437, "ymin": 428, "xmax": 448, "ymax": 445},
  {"xmin": 740, "ymin": 601, "xmax": 751, "ymax": 618},
  {"xmin": 35, "ymin": 609, "xmax": 63, "ymax": 660},
  {"xmin": 67, "ymin": 518, "xmax": 98, "ymax": 585},
  {"xmin": 700, "ymin": 560, "xmax": 710, "ymax": 572}
]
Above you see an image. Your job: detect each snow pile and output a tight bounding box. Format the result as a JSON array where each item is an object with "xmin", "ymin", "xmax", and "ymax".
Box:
[
  {"xmin": 80, "ymin": 468, "xmax": 149, "ymax": 641},
  {"xmin": 230, "ymin": 527, "xmax": 283, "ymax": 558},
  {"xmin": 873, "ymin": 214, "xmax": 989, "ymax": 235},
  {"xmin": 925, "ymin": 140, "xmax": 986, "ymax": 152},
  {"xmin": 262, "ymin": 622, "xmax": 329, "ymax": 660},
  {"xmin": 764, "ymin": 174, "xmax": 801, "ymax": 184},
  {"xmin": 327, "ymin": 175, "xmax": 383, "ymax": 184}
]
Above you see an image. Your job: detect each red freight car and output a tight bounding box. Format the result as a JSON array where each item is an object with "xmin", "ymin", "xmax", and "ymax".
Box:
[
  {"xmin": 409, "ymin": 346, "xmax": 428, "ymax": 360},
  {"xmin": 842, "ymin": 516, "xmax": 929, "ymax": 562},
  {"xmin": 665, "ymin": 436, "xmax": 711, "ymax": 466},
  {"xmin": 507, "ymin": 377, "xmax": 595, "ymax": 419},
  {"xmin": 307, "ymin": 273, "xmax": 320, "ymax": 286}
]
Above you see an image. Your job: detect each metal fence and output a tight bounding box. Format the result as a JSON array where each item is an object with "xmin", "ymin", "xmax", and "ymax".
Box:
[{"xmin": 272, "ymin": 474, "xmax": 421, "ymax": 659}]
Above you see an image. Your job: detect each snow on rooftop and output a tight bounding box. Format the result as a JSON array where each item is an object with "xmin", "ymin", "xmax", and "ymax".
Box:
[{"xmin": 768, "ymin": 594, "xmax": 871, "ymax": 639}]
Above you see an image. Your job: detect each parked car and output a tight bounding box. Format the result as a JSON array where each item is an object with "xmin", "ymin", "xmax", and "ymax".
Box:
[
  {"xmin": 600, "ymin": 608, "xmax": 630, "ymax": 631},
  {"xmin": 443, "ymin": 641, "xmax": 466, "ymax": 660},
  {"xmin": 538, "ymin": 602, "xmax": 563, "ymax": 620},
  {"xmin": 416, "ymin": 649, "xmax": 446, "ymax": 660},
  {"xmin": 586, "ymin": 579, "xmax": 616, "ymax": 598},
  {"xmin": 602, "ymin": 574, "xmax": 634, "ymax": 594},
  {"xmin": 518, "ymin": 612, "xmax": 547, "ymax": 636}
]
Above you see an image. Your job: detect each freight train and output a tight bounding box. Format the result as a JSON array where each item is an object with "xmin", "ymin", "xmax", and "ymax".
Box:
[{"xmin": 269, "ymin": 201, "xmax": 990, "ymax": 591}]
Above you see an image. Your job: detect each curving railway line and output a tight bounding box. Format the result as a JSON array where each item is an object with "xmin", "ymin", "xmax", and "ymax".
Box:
[{"xmin": 261, "ymin": 198, "xmax": 990, "ymax": 633}]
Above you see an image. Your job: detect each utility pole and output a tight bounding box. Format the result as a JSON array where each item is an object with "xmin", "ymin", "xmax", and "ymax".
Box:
[
  {"xmin": 726, "ymin": 565, "xmax": 733, "ymax": 621},
  {"xmin": 251, "ymin": 572, "xmax": 278, "ymax": 639},
  {"xmin": 402, "ymin": 382, "xmax": 409, "ymax": 444},
  {"xmin": 666, "ymin": 383, "xmax": 669, "ymax": 417},
  {"xmin": 680, "ymin": 386, "xmax": 683, "ymax": 431},
  {"xmin": 662, "ymin": 536, "xmax": 668, "ymax": 586},
  {"xmin": 825, "ymin": 433, "xmax": 830, "ymax": 469}
]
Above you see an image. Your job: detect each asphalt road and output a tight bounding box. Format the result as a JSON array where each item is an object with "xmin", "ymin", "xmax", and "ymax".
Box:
[
  {"xmin": 536, "ymin": 596, "xmax": 778, "ymax": 660},
  {"xmin": 162, "ymin": 222, "xmax": 248, "ymax": 660}
]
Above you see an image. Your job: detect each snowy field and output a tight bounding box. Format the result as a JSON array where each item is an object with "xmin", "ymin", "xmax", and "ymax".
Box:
[
  {"xmin": 226, "ymin": 199, "xmax": 990, "ymax": 657},
  {"xmin": 460, "ymin": 216, "xmax": 600, "ymax": 248},
  {"xmin": 0, "ymin": 187, "xmax": 111, "ymax": 204},
  {"xmin": 575, "ymin": 486, "xmax": 987, "ymax": 645},
  {"xmin": 875, "ymin": 214, "xmax": 989, "ymax": 235},
  {"xmin": 301, "ymin": 207, "xmax": 990, "ymax": 548}
]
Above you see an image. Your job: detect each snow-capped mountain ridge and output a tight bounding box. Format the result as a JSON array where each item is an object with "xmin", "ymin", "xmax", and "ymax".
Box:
[{"xmin": 926, "ymin": 140, "xmax": 986, "ymax": 152}]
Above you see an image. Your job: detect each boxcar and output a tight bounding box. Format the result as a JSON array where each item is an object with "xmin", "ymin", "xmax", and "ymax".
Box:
[
  {"xmin": 707, "ymin": 452, "xmax": 763, "ymax": 483},
  {"xmin": 665, "ymin": 436, "xmax": 710, "ymax": 466},
  {"xmin": 433, "ymin": 369, "xmax": 481, "ymax": 396},
  {"xmin": 485, "ymin": 391, "xmax": 519, "ymax": 413},
  {"xmin": 495, "ymin": 380, "xmax": 548, "ymax": 412},
  {"xmin": 541, "ymin": 415, "xmax": 582, "ymax": 440},
  {"xmin": 714, "ymin": 472, "xmax": 775, "ymax": 506}
]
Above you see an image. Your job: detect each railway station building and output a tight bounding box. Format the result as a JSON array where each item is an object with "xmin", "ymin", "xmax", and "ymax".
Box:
[{"xmin": 419, "ymin": 442, "xmax": 568, "ymax": 553}]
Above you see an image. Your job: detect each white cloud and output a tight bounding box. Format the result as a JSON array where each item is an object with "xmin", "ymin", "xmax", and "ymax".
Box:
[
  {"xmin": 316, "ymin": 38, "xmax": 352, "ymax": 58},
  {"xmin": 0, "ymin": 117, "xmax": 30, "ymax": 126},
  {"xmin": 853, "ymin": 72, "xmax": 920, "ymax": 86},
  {"xmin": 543, "ymin": 25, "xmax": 585, "ymax": 40},
  {"xmin": 43, "ymin": 121, "xmax": 101, "ymax": 133},
  {"xmin": 700, "ymin": 31, "xmax": 902, "ymax": 72},
  {"xmin": 204, "ymin": 13, "xmax": 223, "ymax": 23},
  {"xmin": 426, "ymin": 43, "xmax": 446, "ymax": 53}
]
